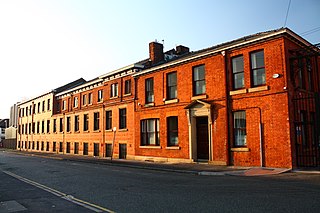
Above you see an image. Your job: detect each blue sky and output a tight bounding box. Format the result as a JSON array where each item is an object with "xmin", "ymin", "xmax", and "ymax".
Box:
[{"xmin": 0, "ymin": 0, "xmax": 319, "ymax": 119}]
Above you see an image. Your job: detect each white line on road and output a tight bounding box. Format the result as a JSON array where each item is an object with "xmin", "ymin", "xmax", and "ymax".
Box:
[{"xmin": 2, "ymin": 170, "xmax": 115, "ymax": 213}]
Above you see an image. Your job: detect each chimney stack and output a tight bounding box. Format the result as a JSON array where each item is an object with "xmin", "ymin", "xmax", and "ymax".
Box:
[
  {"xmin": 176, "ymin": 45, "xmax": 189, "ymax": 55},
  {"xmin": 149, "ymin": 41, "xmax": 164, "ymax": 65}
]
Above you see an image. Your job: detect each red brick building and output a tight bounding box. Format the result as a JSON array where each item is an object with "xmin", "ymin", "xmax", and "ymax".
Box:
[
  {"xmin": 133, "ymin": 28, "xmax": 320, "ymax": 168},
  {"xmin": 17, "ymin": 28, "xmax": 320, "ymax": 169}
]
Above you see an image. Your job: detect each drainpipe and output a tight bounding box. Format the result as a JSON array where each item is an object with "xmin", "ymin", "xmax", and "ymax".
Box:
[{"xmin": 222, "ymin": 50, "xmax": 231, "ymax": 165}]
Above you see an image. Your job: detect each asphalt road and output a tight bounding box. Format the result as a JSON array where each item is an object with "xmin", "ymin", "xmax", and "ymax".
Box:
[{"xmin": 0, "ymin": 151, "xmax": 319, "ymax": 213}]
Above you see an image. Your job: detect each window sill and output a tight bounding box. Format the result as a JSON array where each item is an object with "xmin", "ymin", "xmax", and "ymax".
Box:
[
  {"xmin": 230, "ymin": 89, "xmax": 247, "ymax": 96},
  {"xmin": 231, "ymin": 147, "xmax": 250, "ymax": 152},
  {"xmin": 118, "ymin": 128, "xmax": 128, "ymax": 132},
  {"xmin": 123, "ymin": 93, "xmax": 132, "ymax": 97},
  {"xmin": 164, "ymin": 99, "xmax": 179, "ymax": 104},
  {"xmin": 191, "ymin": 94, "xmax": 207, "ymax": 100},
  {"xmin": 144, "ymin": 103, "xmax": 155, "ymax": 107},
  {"xmin": 166, "ymin": 146, "xmax": 180, "ymax": 150},
  {"xmin": 105, "ymin": 129, "xmax": 113, "ymax": 132},
  {"xmin": 93, "ymin": 130, "xmax": 101, "ymax": 133},
  {"xmin": 110, "ymin": 96, "xmax": 118, "ymax": 100},
  {"xmin": 74, "ymin": 131, "xmax": 80, "ymax": 134},
  {"xmin": 139, "ymin": 146, "xmax": 161, "ymax": 149},
  {"xmin": 83, "ymin": 130, "xmax": 90, "ymax": 133},
  {"xmin": 248, "ymin": 85, "xmax": 268, "ymax": 93}
]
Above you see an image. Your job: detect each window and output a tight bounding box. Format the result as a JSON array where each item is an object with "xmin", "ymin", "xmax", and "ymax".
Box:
[
  {"xmin": 63, "ymin": 100, "xmax": 66, "ymax": 110},
  {"xmin": 46, "ymin": 142, "xmax": 49, "ymax": 151},
  {"xmin": 53, "ymin": 142, "xmax": 56, "ymax": 152},
  {"xmin": 37, "ymin": 103, "xmax": 41, "ymax": 113},
  {"xmin": 98, "ymin": 89, "xmax": 103, "ymax": 102},
  {"xmin": 56, "ymin": 102, "xmax": 60, "ymax": 112},
  {"xmin": 66, "ymin": 116, "xmax": 71, "ymax": 132},
  {"xmin": 53, "ymin": 119, "xmax": 57, "ymax": 133},
  {"xmin": 232, "ymin": 55, "xmax": 244, "ymax": 89},
  {"xmin": 88, "ymin": 93, "xmax": 92, "ymax": 104},
  {"xmin": 59, "ymin": 118, "xmax": 63, "ymax": 132},
  {"xmin": 94, "ymin": 112, "xmax": 100, "ymax": 131},
  {"xmin": 233, "ymin": 111, "xmax": 246, "ymax": 146},
  {"xmin": 74, "ymin": 97, "xmax": 78, "ymax": 108},
  {"xmin": 32, "ymin": 122, "xmax": 35, "ymax": 133},
  {"xmin": 124, "ymin": 80, "xmax": 131, "ymax": 95},
  {"xmin": 193, "ymin": 65, "xmax": 206, "ymax": 96},
  {"xmin": 42, "ymin": 100, "xmax": 45, "ymax": 112},
  {"xmin": 167, "ymin": 72, "xmax": 177, "ymax": 100},
  {"xmin": 26, "ymin": 107, "xmax": 28, "ymax": 116},
  {"xmin": 74, "ymin": 142, "xmax": 79, "ymax": 154},
  {"xmin": 141, "ymin": 119, "xmax": 160, "ymax": 146},
  {"xmin": 37, "ymin": 121, "xmax": 40, "ymax": 134},
  {"xmin": 167, "ymin": 116, "xmax": 178, "ymax": 146},
  {"xmin": 66, "ymin": 142, "xmax": 70, "ymax": 153},
  {"xmin": 110, "ymin": 83, "xmax": 118, "ymax": 98},
  {"xmin": 41, "ymin": 120, "xmax": 45, "ymax": 133},
  {"xmin": 306, "ymin": 58, "xmax": 313, "ymax": 91},
  {"xmin": 119, "ymin": 108, "xmax": 126, "ymax": 129},
  {"xmin": 47, "ymin": 99, "xmax": 51, "ymax": 111},
  {"xmin": 145, "ymin": 78, "xmax": 154, "ymax": 103},
  {"xmin": 83, "ymin": 142, "xmax": 88, "ymax": 155},
  {"xmin": 46, "ymin": 120, "xmax": 50, "ymax": 133},
  {"xmin": 84, "ymin": 114, "xmax": 89, "ymax": 131},
  {"xmin": 74, "ymin": 115, "xmax": 79, "ymax": 132},
  {"xmin": 41, "ymin": 141, "xmax": 44, "ymax": 151},
  {"xmin": 59, "ymin": 142, "xmax": 63, "ymax": 152},
  {"xmin": 94, "ymin": 143, "xmax": 99, "ymax": 156},
  {"xmin": 82, "ymin": 94, "xmax": 87, "ymax": 106},
  {"xmin": 105, "ymin": 111, "xmax": 112, "ymax": 130},
  {"xmin": 251, "ymin": 50, "xmax": 265, "ymax": 86}
]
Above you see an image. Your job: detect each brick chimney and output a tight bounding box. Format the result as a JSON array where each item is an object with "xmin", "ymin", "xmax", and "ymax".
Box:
[
  {"xmin": 176, "ymin": 45, "xmax": 189, "ymax": 55},
  {"xmin": 149, "ymin": 41, "xmax": 164, "ymax": 65}
]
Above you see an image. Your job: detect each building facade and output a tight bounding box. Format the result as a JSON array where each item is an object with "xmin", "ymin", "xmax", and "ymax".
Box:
[{"xmin": 16, "ymin": 28, "xmax": 320, "ymax": 169}]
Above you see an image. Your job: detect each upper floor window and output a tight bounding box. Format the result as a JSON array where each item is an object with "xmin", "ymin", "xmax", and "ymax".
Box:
[
  {"xmin": 98, "ymin": 90, "xmax": 103, "ymax": 102},
  {"xmin": 83, "ymin": 114, "xmax": 89, "ymax": 131},
  {"xmin": 88, "ymin": 93, "xmax": 93, "ymax": 105},
  {"xmin": 250, "ymin": 50, "xmax": 265, "ymax": 86},
  {"xmin": 47, "ymin": 99, "xmax": 51, "ymax": 111},
  {"xmin": 110, "ymin": 83, "xmax": 118, "ymax": 98},
  {"xmin": 94, "ymin": 112, "xmax": 100, "ymax": 131},
  {"xmin": 42, "ymin": 100, "xmax": 45, "ymax": 112},
  {"xmin": 46, "ymin": 120, "xmax": 50, "ymax": 133},
  {"xmin": 56, "ymin": 102, "xmax": 60, "ymax": 112},
  {"xmin": 145, "ymin": 78, "xmax": 154, "ymax": 103},
  {"xmin": 73, "ymin": 97, "xmax": 78, "ymax": 108},
  {"xmin": 232, "ymin": 55, "xmax": 244, "ymax": 89},
  {"xmin": 74, "ymin": 115, "xmax": 79, "ymax": 132},
  {"xmin": 193, "ymin": 65, "xmax": 206, "ymax": 96},
  {"xmin": 105, "ymin": 110, "xmax": 112, "ymax": 130},
  {"xmin": 59, "ymin": 118, "xmax": 63, "ymax": 132},
  {"xmin": 53, "ymin": 119, "xmax": 57, "ymax": 133},
  {"xmin": 233, "ymin": 111, "xmax": 246, "ymax": 147},
  {"xmin": 119, "ymin": 108, "xmax": 127, "ymax": 129},
  {"xmin": 82, "ymin": 94, "xmax": 87, "ymax": 106},
  {"xmin": 167, "ymin": 72, "xmax": 177, "ymax": 100},
  {"xmin": 37, "ymin": 102, "xmax": 41, "ymax": 113},
  {"xmin": 62, "ymin": 100, "xmax": 66, "ymax": 111},
  {"xmin": 124, "ymin": 80, "xmax": 131, "ymax": 95},
  {"xmin": 66, "ymin": 116, "xmax": 71, "ymax": 132},
  {"xmin": 26, "ymin": 107, "xmax": 28, "ymax": 116}
]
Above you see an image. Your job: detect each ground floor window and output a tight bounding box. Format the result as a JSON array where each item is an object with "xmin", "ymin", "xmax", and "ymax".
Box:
[
  {"xmin": 94, "ymin": 143, "xmax": 99, "ymax": 156},
  {"xmin": 53, "ymin": 142, "xmax": 56, "ymax": 152},
  {"xmin": 83, "ymin": 142, "xmax": 88, "ymax": 155},
  {"xmin": 106, "ymin": 144, "xmax": 112, "ymax": 157},
  {"xmin": 32, "ymin": 141, "xmax": 35, "ymax": 150},
  {"xmin": 233, "ymin": 111, "xmax": 246, "ymax": 146},
  {"xmin": 46, "ymin": 142, "xmax": 49, "ymax": 151},
  {"xmin": 66, "ymin": 142, "xmax": 70, "ymax": 153},
  {"xmin": 141, "ymin": 119, "xmax": 160, "ymax": 146},
  {"xmin": 41, "ymin": 141, "xmax": 44, "ymax": 151},
  {"xmin": 37, "ymin": 141, "xmax": 39, "ymax": 150},
  {"xmin": 59, "ymin": 142, "xmax": 63, "ymax": 152},
  {"xmin": 74, "ymin": 142, "xmax": 79, "ymax": 154},
  {"xmin": 167, "ymin": 116, "xmax": 178, "ymax": 146}
]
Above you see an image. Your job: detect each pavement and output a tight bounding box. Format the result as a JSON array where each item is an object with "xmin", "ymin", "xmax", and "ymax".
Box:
[{"xmin": 2, "ymin": 148, "xmax": 319, "ymax": 176}]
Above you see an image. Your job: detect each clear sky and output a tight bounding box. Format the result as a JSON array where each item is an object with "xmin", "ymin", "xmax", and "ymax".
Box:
[{"xmin": 0, "ymin": 0, "xmax": 319, "ymax": 119}]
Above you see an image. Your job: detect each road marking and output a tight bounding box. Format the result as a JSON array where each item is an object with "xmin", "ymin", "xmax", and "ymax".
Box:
[{"xmin": 3, "ymin": 170, "xmax": 115, "ymax": 213}]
